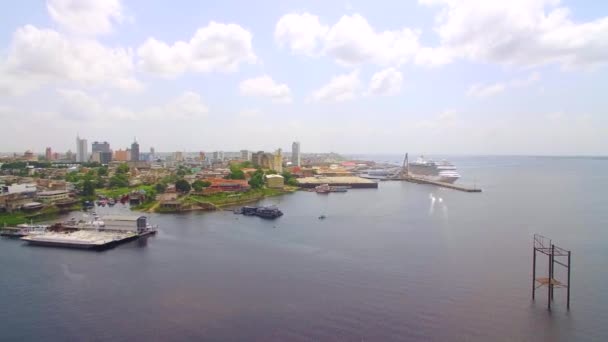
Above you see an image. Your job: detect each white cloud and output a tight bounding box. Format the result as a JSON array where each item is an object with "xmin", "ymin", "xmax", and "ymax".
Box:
[
  {"xmin": 47, "ymin": 0, "xmax": 124, "ymax": 36},
  {"xmin": 0, "ymin": 25, "xmax": 140, "ymax": 96},
  {"xmin": 467, "ymin": 83, "xmax": 506, "ymax": 98},
  {"xmin": 137, "ymin": 22, "xmax": 256, "ymax": 77},
  {"xmin": 275, "ymin": 13, "xmax": 328, "ymax": 56},
  {"xmin": 238, "ymin": 109, "xmax": 262, "ymax": 118},
  {"xmin": 274, "ymin": 12, "xmax": 448, "ymax": 67},
  {"xmin": 324, "ymin": 14, "xmax": 421, "ymax": 66},
  {"xmin": 468, "ymin": 72, "xmax": 541, "ymax": 98},
  {"xmin": 421, "ymin": 0, "xmax": 608, "ymax": 68},
  {"xmin": 311, "ymin": 70, "xmax": 361, "ymax": 102},
  {"xmin": 56, "ymin": 89, "xmax": 208, "ymax": 121},
  {"xmin": 367, "ymin": 68, "xmax": 403, "ymax": 96},
  {"xmin": 415, "ymin": 110, "xmax": 459, "ymax": 129},
  {"xmin": 239, "ymin": 75, "xmax": 292, "ymax": 103}
]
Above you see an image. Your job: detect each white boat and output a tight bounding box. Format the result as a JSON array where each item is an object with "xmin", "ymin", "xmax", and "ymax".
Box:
[{"xmin": 408, "ymin": 156, "xmax": 461, "ymax": 183}]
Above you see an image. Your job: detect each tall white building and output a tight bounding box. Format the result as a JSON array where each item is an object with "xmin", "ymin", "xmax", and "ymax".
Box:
[
  {"xmin": 291, "ymin": 141, "xmax": 301, "ymax": 167},
  {"xmin": 76, "ymin": 135, "xmax": 88, "ymax": 162},
  {"xmin": 240, "ymin": 150, "xmax": 251, "ymax": 161}
]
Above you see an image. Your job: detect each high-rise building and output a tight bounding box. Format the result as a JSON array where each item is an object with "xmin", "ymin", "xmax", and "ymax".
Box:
[
  {"xmin": 174, "ymin": 151, "xmax": 184, "ymax": 162},
  {"xmin": 65, "ymin": 150, "xmax": 74, "ymax": 161},
  {"xmin": 131, "ymin": 139, "xmax": 140, "ymax": 161},
  {"xmin": 150, "ymin": 147, "xmax": 155, "ymax": 155},
  {"xmin": 45, "ymin": 147, "xmax": 52, "ymax": 161},
  {"xmin": 240, "ymin": 150, "xmax": 251, "ymax": 161},
  {"xmin": 212, "ymin": 151, "xmax": 224, "ymax": 162},
  {"xmin": 114, "ymin": 149, "xmax": 129, "ymax": 161},
  {"xmin": 291, "ymin": 141, "xmax": 301, "ymax": 167},
  {"xmin": 76, "ymin": 135, "xmax": 88, "ymax": 162},
  {"xmin": 92, "ymin": 151, "xmax": 113, "ymax": 164},
  {"xmin": 92, "ymin": 141, "xmax": 111, "ymax": 153},
  {"xmin": 274, "ymin": 149, "xmax": 283, "ymax": 173}
]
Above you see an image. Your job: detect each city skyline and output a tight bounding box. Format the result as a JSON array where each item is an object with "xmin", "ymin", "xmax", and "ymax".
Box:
[{"xmin": 1, "ymin": 1, "xmax": 607, "ymax": 155}]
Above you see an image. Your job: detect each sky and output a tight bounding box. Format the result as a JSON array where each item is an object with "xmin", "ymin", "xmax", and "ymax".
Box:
[{"xmin": 0, "ymin": 0, "xmax": 607, "ymax": 155}]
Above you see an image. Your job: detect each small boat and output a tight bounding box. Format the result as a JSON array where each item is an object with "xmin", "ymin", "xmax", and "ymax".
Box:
[
  {"xmin": 318, "ymin": 215, "xmax": 326, "ymax": 220},
  {"xmin": 315, "ymin": 184, "xmax": 331, "ymax": 194}
]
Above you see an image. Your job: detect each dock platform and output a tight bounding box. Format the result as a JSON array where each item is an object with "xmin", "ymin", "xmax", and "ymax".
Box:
[
  {"xmin": 401, "ymin": 176, "xmax": 482, "ymax": 192},
  {"xmin": 297, "ymin": 176, "xmax": 378, "ymax": 189},
  {"xmin": 21, "ymin": 229, "xmax": 157, "ymax": 250}
]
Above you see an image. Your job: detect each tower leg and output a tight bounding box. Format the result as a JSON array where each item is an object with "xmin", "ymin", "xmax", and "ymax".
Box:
[{"xmin": 532, "ymin": 247, "xmax": 536, "ymax": 300}]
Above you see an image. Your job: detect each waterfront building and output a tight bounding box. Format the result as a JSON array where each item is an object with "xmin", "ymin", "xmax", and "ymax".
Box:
[
  {"xmin": 76, "ymin": 136, "xmax": 88, "ymax": 162},
  {"xmin": 45, "ymin": 147, "xmax": 52, "ymax": 161},
  {"xmin": 292, "ymin": 141, "xmax": 301, "ymax": 167},
  {"xmin": 240, "ymin": 150, "xmax": 251, "ymax": 161},
  {"xmin": 37, "ymin": 190, "xmax": 69, "ymax": 203},
  {"xmin": 131, "ymin": 139, "xmax": 140, "ymax": 162},
  {"xmin": 114, "ymin": 149, "xmax": 130, "ymax": 162},
  {"xmin": 266, "ymin": 174, "xmax": 284, "ymax": 189}
]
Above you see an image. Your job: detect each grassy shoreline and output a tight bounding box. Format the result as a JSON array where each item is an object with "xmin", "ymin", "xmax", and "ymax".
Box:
[{"xmin": 0, "ymin": 204, "xmax": 81, "ymax": 226}]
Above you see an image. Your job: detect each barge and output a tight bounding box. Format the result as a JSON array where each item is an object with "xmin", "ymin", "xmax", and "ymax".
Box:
[
  {"xmin": 20, "ymin": 215, "xmax": 157, "ymax": 250},
  {"xmin": 238, "ymin": 206, "xmax": 283, "ymax": 219}
]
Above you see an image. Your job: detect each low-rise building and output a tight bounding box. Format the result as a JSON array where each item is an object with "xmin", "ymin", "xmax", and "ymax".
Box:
[
  {"xmin": 37, "ymin": 190, "xmax": 70, "ymax": 203},
  {"xmin": 266, "ymin": 174, "xmax": 284, "ymax": 189}
]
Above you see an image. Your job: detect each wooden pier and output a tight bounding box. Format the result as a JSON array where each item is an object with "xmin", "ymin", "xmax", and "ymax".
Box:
[{"xmin": 399, "ymin": 176, "xmax": 482, "ymax": 192}]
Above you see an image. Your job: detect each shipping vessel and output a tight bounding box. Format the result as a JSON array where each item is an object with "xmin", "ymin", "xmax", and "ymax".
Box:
[{"xmin": 408, "ymin": 156, "xmax": 460, "ymax": 183}]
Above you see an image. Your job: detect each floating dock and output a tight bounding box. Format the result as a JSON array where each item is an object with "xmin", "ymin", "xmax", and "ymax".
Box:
[
  {"xmin": 401, "ymin": 176, "xmax": 482, "ymax": 192},
  {"xmin": 21, "ymin": 229, "xmax": 156, "ymax": 250},
  {"xmin": 297, "ymin": 176, "xmax": 378, "ymax": 189}
]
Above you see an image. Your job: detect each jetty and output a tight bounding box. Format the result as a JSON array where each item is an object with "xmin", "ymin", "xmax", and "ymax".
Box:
[
  {"xmin": 402, "ymin": 176, "xmax": 481, "ymax": 193},
  {"xmin": 297, "ymin": 176, "xmax": 378, "ymax": 189}
]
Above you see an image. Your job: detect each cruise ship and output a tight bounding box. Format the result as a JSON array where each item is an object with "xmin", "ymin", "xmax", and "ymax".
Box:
[{"xmin": 408, "ymin": 156, "xmax": 460, "ymax": 183}]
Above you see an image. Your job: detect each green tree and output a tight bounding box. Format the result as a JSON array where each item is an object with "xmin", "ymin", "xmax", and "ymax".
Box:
[
  {"xmin": 226, "ymin": 164, "xmax": 246, "ymax": 180},
  {"xmin": 155, "ymin": 183, "xmax": 167, "ymax": 193},
  {"xmin": 116, "ymin": 163, "xmax": 130, "ymax": 174},
  {"xmin": 97, "ymin": 166, "xmax": 108, "ymax": 176},
  {"xmin": 248, "ymin": 169, "xmax": 265, "ymax": 189},
  {"xmin": 192, "ymin": 180, "xmax": 211, "ymax": 191},
  {"xmin": 281, "ymin": 171, "xmax": 298, "ymax": 186},
  {"xmin": 175, "ymin": 179, "xmax": 191, "ymax": 193},
  {"xmin": 82, "ymin": 179, "xmax": 95, "ymax": 197},
  {"xmin": 109, "ymin": 174, "xmax": 130, "ymax": 188},
  {"xmin": 95, "ymin": 176, "xmax": 105, "ymax": 188}
]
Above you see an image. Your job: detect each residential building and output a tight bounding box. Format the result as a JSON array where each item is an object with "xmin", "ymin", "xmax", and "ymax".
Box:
[
  {"xmin": 45, "ymin": 147, "xmax": 52, "ymax": 161},
  {"xmin": 252, "ymin": 151, "xmax": 264, "ymax": 167},
  {"xmin": 292, "ymin": 141, "xmax": 301, "ymax": 167},
  {"xmin": 266, "ymin": 174, "xmax": 284, "ymax": 189},
  {"xmin": 212, "ymin": 151, "xmax": 224, "ymax": 162},
  {"xmin": 76, "ymin": 135, "xmax": 88, "ymax": 162},
  {"xmin": 274, "ymin": 149, "xmax": 283, "ymax": 173},
  {"xmin": 23, "ymin": 150, "xmax": 36, "ymax": 161},
  {"xmin": 131, "ymin": 139, "xmax": 140, "ymax": 161},
  {"xmin": 114, "ymin": 149, "xmax": 130, "ymax": 161},
  {"xmin": 174, "ymin": 151, "xmax": 184, "ymax": 162},
  {"xmin": 240, "ymin": 150, "xmax": 251, "ymax": 161}
]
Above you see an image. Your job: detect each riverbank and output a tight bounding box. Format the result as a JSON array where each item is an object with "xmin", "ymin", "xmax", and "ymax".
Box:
[
  {"xmin": 0, "ymin": 203, "xmax": 82, "ymax": 226},
  {"xmin": 152, "ymin": 187, "xmax": 297, "ymax": 213}
]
